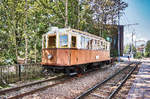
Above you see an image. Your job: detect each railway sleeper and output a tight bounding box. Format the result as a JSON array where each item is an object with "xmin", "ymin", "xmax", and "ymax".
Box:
[
  {"xmin": 91, "ymin": 93, "xmax": 107, "ymax": 98},
  {"xmin": 97, "ymin": 89, "xmax": 111, "ymax": 93}
]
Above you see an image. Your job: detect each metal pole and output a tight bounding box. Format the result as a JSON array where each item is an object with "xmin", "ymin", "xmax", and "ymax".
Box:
[
  {"xmin": 118, "ymin": 0, "xmax": 120, "ymax": 62},
  {"xmin": 19, "ymin": 64, "xmax": 21, "ymax": 81},
  {"xmin": 131, "ymin": 32, "xmax": 134, "ymax": 58},
  {"xmin": 65, "ymin": 0, "xmax": 68, "ymax": 27}
]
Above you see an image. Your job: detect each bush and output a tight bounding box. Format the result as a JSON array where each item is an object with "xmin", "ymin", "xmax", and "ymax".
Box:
[{"xmin": 135, "ymin": 52, "xmax": 142, "ymax": 59}]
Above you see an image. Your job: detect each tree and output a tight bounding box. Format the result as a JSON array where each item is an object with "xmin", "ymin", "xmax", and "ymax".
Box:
[
  {"xmin": 0, "ymin": 0, "xmax": 128, "ymax": 65},
  {"xmin": 145, "ymin": 40, "xmax": 150, "ymax": 57},
  {"xmin": 89, "ymin": 0, "xmax": 128, "ymax": 37},
  {"xmin": 124, "ymin": 44, "xmax": 130, "ymax": 54},
  {"xmin": 135, "ymin": 52, "xmax": 142, "ymax": 59},
  {"xmin": 124, "ymin": 44, "xmax": 136, "ymax": 57},
  {"xmin": 0, "ymin": 0, "xmax": 26, "ymax": 64}
]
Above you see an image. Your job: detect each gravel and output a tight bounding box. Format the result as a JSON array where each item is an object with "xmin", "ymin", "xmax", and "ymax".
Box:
[
  {"xmin": 0, "ymin": 74, "xmax": 64, "ymax": 98},
  {"xmin": 22, "ymin": 62, "xmax": 130, "ymax": 99},
  {"xmin": 113, "ymin": 63, "xmax": 141, "ymax": 99}
]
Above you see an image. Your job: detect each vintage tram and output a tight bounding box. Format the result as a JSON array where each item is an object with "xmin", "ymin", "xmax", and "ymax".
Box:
[{"xmin": 41, "ymin": 27, "xmax": 110, "ymax": 74}]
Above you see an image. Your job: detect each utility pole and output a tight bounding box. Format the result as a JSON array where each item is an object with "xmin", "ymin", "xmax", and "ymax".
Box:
[
  {"xmin": 123, "ymin": 23, "xmax": 139, "ymax": 58},
  {"xmin": 118, "ymin": 0, "xmax": 121, "ymax": 62},
  {"xmin": 78, "ymin": 0, "xmax": 80, "ymax": 29},
  {"xmin": 65, "ymin": 0, "xmax": 68, "ymax": 27},
  {"xmin": 130, "ymin": 32, "xmax": 135, "ymax": 58}
]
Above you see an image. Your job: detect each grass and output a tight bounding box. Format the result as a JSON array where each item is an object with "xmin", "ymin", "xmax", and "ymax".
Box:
[{"xmin": 0, "ymin": 84, "xmax": 11, "ymax": 89}]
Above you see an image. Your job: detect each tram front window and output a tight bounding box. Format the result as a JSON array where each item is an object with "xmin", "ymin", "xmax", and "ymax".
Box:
[
  {"xmin": 48, "ymin": 35, "xmax": 56, "ymax": 48},
  {"xmin": 59, "ymin": 35, "xmax": 68, "ymax": 48}
]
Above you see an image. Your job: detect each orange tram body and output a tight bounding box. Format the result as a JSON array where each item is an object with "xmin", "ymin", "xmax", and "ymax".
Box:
[{"xmin": 41, "ymin": 27, "xmax": 111, "ymax": 74}]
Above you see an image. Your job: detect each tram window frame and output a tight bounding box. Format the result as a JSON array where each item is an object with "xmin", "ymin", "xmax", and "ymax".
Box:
[
  {"xmin": 107, "ymin": 43, "xmax": 110, "ymax": 50},
  {"xmin": 43, "ymin": 35, "xmax": 46, "ymax": 48},
  {"xmin": 100, "ymin": 41, "xmax": 104, "ymax": 50},
  {"xmin": 81, "ymin": 36, "xmax": 85, "ymax": 49},
  {"xmin": 97, "ymin": 40, "xmax": 100, "ymax": 50},
  {"xmin": 85, "ymin": 38, "xmax": 89, "ymax": 49},
  {"xmin": 95, "ymin": 40, "xmax": 99, "ymax": 50},
  {"xmin": 71, "ymin": 36, "xmax": 77, "ymax": 48},
  {"xmin": 89, "ymin": 39, "xmax": 93, "ymax": 50},
  {"xmin": 59, "ymin": 34, "xmax": 68, "ymax": 48},
  {"xmin": 47, "ymin": 35, "xmax": 56, "ymax": 48}
]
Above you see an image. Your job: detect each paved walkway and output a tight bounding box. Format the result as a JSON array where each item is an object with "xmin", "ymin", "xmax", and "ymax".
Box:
[{"xmin": 127, "ymin": 62, "xmax": 150, "ymax": 99}]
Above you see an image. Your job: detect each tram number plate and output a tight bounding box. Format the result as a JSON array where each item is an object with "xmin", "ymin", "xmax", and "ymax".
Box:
[{"xmin": 96, "ymin": 56, "xmax": 99, "ymax": 59}]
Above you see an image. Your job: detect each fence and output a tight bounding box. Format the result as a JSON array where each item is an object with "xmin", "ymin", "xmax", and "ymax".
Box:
[{"xmin": 0, "ymin": 64, "xmax": 43, "ymax": 86}]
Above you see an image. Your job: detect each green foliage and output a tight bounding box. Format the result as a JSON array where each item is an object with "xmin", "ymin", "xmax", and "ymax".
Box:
[
  {"xmin": 110, "ymin": 49, "xmax": 118, "ymax": 57},
  {"xmin": 0, "ymin": 0, "xmax": 127, "ymax": 65},
  {"xmin": 145, "ymin": 40, "xmax": 150, "ymax": 57},
  {"xmin": 124, "ymin": 44, "xmax": 136, "ymax": 56},
  {"xmin": 124, "ymin": 44, "xmax": 130, "ymax": 54},
  {"xmin": 135, "ymin": 52, "xmax": 142, "ymax": 59}
]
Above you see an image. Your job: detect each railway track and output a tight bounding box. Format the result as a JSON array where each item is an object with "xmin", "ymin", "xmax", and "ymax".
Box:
[
  {"xmin": 0, "ymin": 62, "xmax": 130, "ymax": 99},
  {"xmin": 0, "ymin": 63, "xmax": 113, "ymax": 99},
  {"xmin": 75, "ymin": 62, "xmax": 141, "ymax": 99},
  {"xmin": 0, "ymin": 74, "xmax": 69, "ymax": 99}
]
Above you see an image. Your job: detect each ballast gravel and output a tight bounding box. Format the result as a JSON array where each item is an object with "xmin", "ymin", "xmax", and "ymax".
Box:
[{"xmin": 23, "ymin": 62, "xmax": 130, "ymax": 99}]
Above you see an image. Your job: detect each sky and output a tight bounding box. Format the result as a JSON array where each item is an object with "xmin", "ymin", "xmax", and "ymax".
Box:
[{"xmin": 121, "ymin": 0, "xmax": 150, "ymax": 46}]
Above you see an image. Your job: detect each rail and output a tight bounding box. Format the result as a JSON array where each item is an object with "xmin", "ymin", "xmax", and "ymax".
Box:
[
  {"xmin": 107, "ymin": 62, "xmax": 141, "ymax": 99},
  {"xmin": 75, "ymin": 62, "xmax": 141, "ymax": 99},
  {"xmin": 0, "ymin": 74, "xmax": 68, "ymax": 99}
]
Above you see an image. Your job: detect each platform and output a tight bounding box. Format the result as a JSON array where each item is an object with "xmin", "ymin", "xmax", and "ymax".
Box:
[{"xmin": 127, "ymin": 62, "xmax": 150, "ymax": 99}]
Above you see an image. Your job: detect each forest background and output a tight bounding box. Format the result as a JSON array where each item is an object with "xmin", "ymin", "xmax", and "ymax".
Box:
[{"xmin": 0, "ymin": 0, "xmax": 127, "ymax": 65}]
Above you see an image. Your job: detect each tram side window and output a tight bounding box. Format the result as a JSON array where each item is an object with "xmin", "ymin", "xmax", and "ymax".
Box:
[
  {"xmin": 48, "ymin": 35, "xmax": 56, "ymax": 48},
  {"xmin": 81, "ymin": 36, "xmax": 85, "ymax": 49},
  {"xmin": 107, "ymin": 43, "xmax": 110, "ymax": 50},
  {"xmin": 89, "ymin": 39, "xmax": 93, "ymax": 49},
  {"xmin": 59, "ymin": 35, "xmax": 68, "ymax": 48},
  {"xmin": 71, "ymin": 36, "xmax": 76, "ymax": 48},
  {"xmin": 101, "ymin": 41, "xmax": 105, "ymax": 50},
  {"xmin": 95, "ymin": 40, "xmax": 98, "ymax": 50},
  {"xmin": 85, "ymin": 38, "xmax": 89, "ymax": 49}
]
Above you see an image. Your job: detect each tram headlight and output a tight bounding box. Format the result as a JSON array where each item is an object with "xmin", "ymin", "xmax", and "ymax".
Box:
[{"xmin": 48, "ymin": 54, "xmax": 52, "ymax": 59}]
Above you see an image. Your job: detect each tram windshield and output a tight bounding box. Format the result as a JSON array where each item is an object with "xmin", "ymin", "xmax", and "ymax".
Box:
[{"xmin": 59, "ymin": 35, "xmax": 68, "ymax": 48}]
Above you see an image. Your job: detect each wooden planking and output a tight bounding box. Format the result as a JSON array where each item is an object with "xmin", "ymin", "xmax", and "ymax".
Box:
[
  {"xmin": 70, "ymin": 49, "xmax": 78, "ymax": 65},
  {"xmin": 56, "ymin": 49, "xmax": 70, "ymax": 65},
  {"xmin": 70, "ymin": 49, "xmax": 110, "ymax": 65},
  {"xmin": 41, "ymin": 48, "xmax": 110, "ymax": 66}
]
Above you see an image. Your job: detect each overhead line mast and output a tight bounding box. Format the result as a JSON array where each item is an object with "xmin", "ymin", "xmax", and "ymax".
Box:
[
  {"xmin": 123, "ymin": 23, "xmax": 139, "ymax": 58},
  {"xmin": 118, "ymin": 0, "xmax": 121, "ymax": 62}
]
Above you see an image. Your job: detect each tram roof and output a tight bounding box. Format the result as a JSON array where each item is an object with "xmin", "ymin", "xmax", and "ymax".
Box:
[{"xmin": 44, "ymin": 27, "xmax": 107, "ymax": 41}]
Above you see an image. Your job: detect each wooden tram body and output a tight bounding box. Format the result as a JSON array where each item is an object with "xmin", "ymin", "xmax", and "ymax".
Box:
[{"xmin": 41, "ymin": 27, "xmax": 110, "ymax": 73}]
